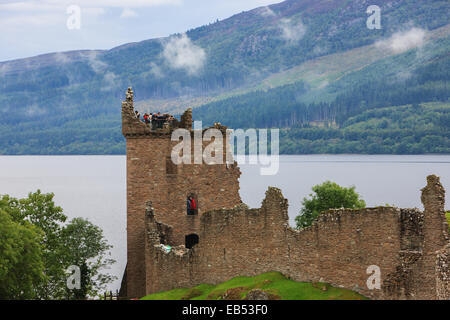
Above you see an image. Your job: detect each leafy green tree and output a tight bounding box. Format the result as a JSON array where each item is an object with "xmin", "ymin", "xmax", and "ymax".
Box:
[
  {"xmin": 59, "ymin": 218, "xmax": 116, "ymax": 300},
  {"xmin": 0, "ymin": 191, "xmax": 67, "ymax": 299},
  {"xmin": 0, "ymin": 191, "xmax": 115, "ymax": 300},
  {"xmin": 295, "ymin": 181, "xmax": 366, "ymax": 229},
  {"xmin": 0, "ymin": 209, "xmax": 45, "ymax": 299}
]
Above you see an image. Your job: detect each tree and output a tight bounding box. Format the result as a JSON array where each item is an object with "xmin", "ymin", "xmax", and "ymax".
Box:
[
  {"xmin": 59, "ymin": 218, "xmax": 116, "ymax": 300},
  {"xmin": 0, "ymin": 191, "xmax": 67, "ymax": 299},
  {"xmin": 0, "ymin": 191, "xmax": 116, "ymax": 300},
  {"xmin": 0, "ymin": 209, "xmax": 45, "ymax": 299},
  {"xmin": 295, "ymin": 181, "xmax": 366, "ymax": 229}
]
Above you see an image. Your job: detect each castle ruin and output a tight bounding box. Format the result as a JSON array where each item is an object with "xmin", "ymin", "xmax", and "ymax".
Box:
[{"xmin": 120, "ymin": 88, "xmax": 450, "ymax": 300}]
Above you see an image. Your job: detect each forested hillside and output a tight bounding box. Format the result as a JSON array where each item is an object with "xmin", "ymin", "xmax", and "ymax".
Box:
[{"xmin": 0, "ymin": 0, "xmax": 448, "ymax": 155}]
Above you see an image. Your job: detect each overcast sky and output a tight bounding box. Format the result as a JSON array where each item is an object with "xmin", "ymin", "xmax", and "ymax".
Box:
[{"xmin": 0, "ymin": 0, "xmax": 283, "ymax": 62}]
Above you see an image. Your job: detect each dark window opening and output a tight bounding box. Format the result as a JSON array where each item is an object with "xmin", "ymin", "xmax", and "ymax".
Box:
[
  {"xmin": 185, "ymin": 234, "xmax": 199, "ymax": 249},
  {"xmin": 187, "ymin": 193, "xmax": 198, "ymax": 215},
  {"xmin": 166, "ymin": 156, "xmax": 177, "ymax": 175}
]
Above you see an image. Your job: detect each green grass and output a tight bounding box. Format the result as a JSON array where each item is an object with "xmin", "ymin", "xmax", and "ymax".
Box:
[{"xmin": 141, "ymin": 272, "xmax": 368, "ymax": 300}]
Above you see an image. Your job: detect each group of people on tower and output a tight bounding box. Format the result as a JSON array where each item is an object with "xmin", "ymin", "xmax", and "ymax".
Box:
[{"xmin": 134, "ymin": 110, "xmax": 175, "ymax": 129}]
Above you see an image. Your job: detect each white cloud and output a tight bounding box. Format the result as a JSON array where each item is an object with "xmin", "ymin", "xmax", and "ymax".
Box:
[
  {"xmin": 102, "ymin": 71, "xmax": 119, "ymax": 91},
  {"xmin": 120, "ymin": 8, "xmax": 138, "ymax": 19},
  {"xmin": 54, "ymin": 52, "xmax": 71, "ymax": 64},
  {"xmin": 318, "ymin": 79, "xmax": 329, "ymax": 89},
  {"xmin": 280, "ymin": 18, "xmax": 306, "ymax": 43},
  {"xmin": 375, "ymin": 27, "xmax": 427, "ymax": 54},
  {"xmin": 83, "ymin": 7, "xmax": 106, "ymax": 17},
  {"xmin": 103, "ymin": 71, "xmax": 117, "ymax": 83},
  {"xmin": 150, "ymin": 62, "xmax": 164, "ymax": 78},
  {"xmin": 0, "ymin": 1, "xmax": 61, "ymax": 12},
  {"xmin": 26, "ymin": 104, "xmax": 47, "ymax": 116},
  {"xmin": 0, "ymin": 0, "xmax": 181, "ymax": 11},
  {"xmin": 257, "ymin": 6, "xmax": 276, "ymax": 17},
  {"xmin": 162, "ymin": 33, "xmax": 206, "ymax": 75},
  {"xmin": 85, "ymin": 51, "xmax": 108, "ymax": 73},
  {"xmin": 0, "ymin": 2, "xmax": 104, "ymax": 28},
  {"xmin": 70, "ymin": 0, "xmax": 181, "ymax": 8},
  {"xmin": 313, "ymin": 45, "xmax": 329, "ymax": 56},
  {"xmin": 0, "ymin": 13, "xmax": 63, "ymax": 27},
  {"xmin": 0, "ymin": 0, "xmax": 178, "ymax": 27},
  {"xmin": 0, "ymin": 63, "xmax": 11, "ymax": 77}
]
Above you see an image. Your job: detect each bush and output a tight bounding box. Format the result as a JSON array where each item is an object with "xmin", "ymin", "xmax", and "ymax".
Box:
[{"xmin": 295, "ymin": 181, "xmax": 366, "ymax": 229}]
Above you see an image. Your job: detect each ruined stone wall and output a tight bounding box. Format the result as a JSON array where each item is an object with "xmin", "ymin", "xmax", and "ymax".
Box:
[
  {"xmin": 285, "ymin": 207, "xmax": 426, "ymax": 299},
  {"xmin": 436, "ymin": 244, "xmax": 450, "ymax": 300},
  {"xmin": 144, "ymin": 177, "xmax": 449, "ymax": 300},
  {"xmin": 419, "ymin": 175, "xmax": 449, "ymax": 298},
  {"xmin": 122, "ymin": 88, "xmax": 242, "ymax": 298}
]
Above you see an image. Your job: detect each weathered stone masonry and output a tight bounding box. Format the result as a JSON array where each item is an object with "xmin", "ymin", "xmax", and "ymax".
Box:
[{"xmin": 121, "ymin": 88, "xmax": 450, "ymax": 299}]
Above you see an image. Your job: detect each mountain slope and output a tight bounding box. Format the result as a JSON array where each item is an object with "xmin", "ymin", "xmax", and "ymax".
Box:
[
  {"xmin": 0, "ymin": 0, "xmax": 448, "ymax": 155},
  {"xmin": 194, "ymin": 25, "xmax": 450, "ymax": 128}
]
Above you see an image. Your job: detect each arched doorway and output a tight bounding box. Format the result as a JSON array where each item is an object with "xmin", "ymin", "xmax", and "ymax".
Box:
[{"xmin": 185, "ymin": 234, "xmax": 199, "ymax": 249}]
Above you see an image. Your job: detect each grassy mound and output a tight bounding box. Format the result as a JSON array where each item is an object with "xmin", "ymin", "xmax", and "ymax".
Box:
[{"xmin": 141, "ymin": 272, "xmax": 367, "ymax": 300}]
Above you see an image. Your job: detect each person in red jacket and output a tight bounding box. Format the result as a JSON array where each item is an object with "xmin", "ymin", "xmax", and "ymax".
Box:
[
  {"xmin": 187, "ymin": 196, "xmax": 197, "ymax": 215},
  {"xmin": 190, "ymin": 197, "xmax": 196, "ymax": 212}
]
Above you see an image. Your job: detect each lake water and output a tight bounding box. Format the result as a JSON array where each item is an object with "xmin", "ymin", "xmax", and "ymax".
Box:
[{"xmin": 0, "ymin": 155, "xmax": 449, "ymax": 292}]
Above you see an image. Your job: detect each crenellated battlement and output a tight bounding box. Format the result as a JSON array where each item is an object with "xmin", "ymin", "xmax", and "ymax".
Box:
[
  {"xmin": 122, "ymin": 87, "xmax": 183, "ymax": 137},
  {"xmin": 122, "ymin": 87, "xmax": 228, "ymax": 138}
]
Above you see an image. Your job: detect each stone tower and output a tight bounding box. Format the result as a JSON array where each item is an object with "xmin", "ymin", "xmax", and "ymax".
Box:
[{"xmin": 121, "ymin": 88, "xmax": 242, "ymax": 298}]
